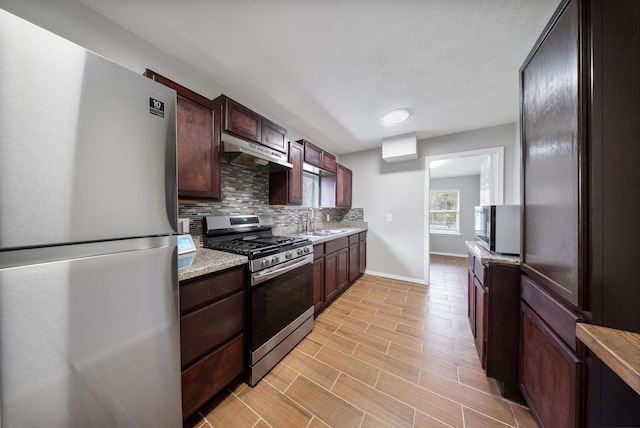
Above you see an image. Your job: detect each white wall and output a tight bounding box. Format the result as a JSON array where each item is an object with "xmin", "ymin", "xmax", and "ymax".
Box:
[
  {"xmin": 341, "ymin": 123, "xmax": 519, "ymax": 284},
  {"xmin": 430, "ymin": 175, "xmax": 480, "ymax": 257}
]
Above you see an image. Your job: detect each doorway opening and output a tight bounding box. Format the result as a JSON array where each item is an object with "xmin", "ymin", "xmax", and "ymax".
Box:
[{"xmin": 424, "ymin": 147, "xmax": 504, "ymax": 283}]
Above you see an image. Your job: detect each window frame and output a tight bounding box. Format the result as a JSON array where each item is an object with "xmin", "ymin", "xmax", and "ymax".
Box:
[
  {"xmin": 429, "ymin": 189, "xmax": 461, "ymax": 235},
  {"xmin": 302, "ymin": 171, "xmax": 319, "ymax": 208}
]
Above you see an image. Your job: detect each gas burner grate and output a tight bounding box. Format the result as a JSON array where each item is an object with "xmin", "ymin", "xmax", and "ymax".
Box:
[{"xmin": 207, "ymin": 235, "xmax": 311, "ymax": 256}]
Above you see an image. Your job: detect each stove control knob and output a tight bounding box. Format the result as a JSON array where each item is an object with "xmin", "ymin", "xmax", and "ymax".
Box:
[
  {"xmin": 297, "ymin": 248, "xmax": 303, "ymax": 255},
  {"xmin": 261, "ymin": 259, "xmax": 268, "ymax": 267},
  {"xmin": 286, "ymin": 252, "xmax": 293, "ymax": 259},
  {"xmin": 303, "ymin": 247, "xmax": 310, "ymax": 254},
  {"xmin": 272, "ymin": 256, "xmax": 279, "ymax": 264}
]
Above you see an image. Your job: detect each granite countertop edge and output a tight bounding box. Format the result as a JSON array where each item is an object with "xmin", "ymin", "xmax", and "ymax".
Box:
[
  {"xmin": 178, "ymin": 249, "xmax": 248, "ymax": 282},
  {"xmin": 465, "ymin": 240, "xmax": 521, "ymax": 266}
]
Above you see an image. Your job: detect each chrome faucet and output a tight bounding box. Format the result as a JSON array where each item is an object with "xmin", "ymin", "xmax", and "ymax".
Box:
[{"xmin": 306, "ymin": 207, "xmax": 315, "ymax": 232}]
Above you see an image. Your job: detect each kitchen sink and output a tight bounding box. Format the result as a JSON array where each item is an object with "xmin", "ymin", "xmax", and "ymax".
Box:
[
  {"xmin": 304, "ymin": 231, "xmax": 333, "ymax": 236},
  {"xmin": 302, "ymin": 229, "xmax": 347, "ymax": 237}
]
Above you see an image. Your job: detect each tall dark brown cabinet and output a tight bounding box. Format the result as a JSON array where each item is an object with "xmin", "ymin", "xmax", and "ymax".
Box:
[{"xmin": 520, "ymin": 0, "xmax": 640, "ymax": 426}]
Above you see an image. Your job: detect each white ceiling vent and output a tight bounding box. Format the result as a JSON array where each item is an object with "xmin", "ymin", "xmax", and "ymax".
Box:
[{"xmin": 382, "ymin": 133, "xmax": 418, "ymax": 163}]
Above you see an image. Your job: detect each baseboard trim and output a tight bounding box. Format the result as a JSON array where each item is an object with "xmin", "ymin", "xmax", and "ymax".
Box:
[
  {"xmin": 430, "ymin": 251, "xmax": 467, "ymax": 258},
  {"xmin": 364, "ymin": 270, "xmax": 426, "ymax": 285}
]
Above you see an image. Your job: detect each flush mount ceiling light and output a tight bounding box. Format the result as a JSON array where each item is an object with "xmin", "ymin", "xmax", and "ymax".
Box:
[{"xmin": 382, "ymin": 109, "xmax": 411, "ymax": 124}]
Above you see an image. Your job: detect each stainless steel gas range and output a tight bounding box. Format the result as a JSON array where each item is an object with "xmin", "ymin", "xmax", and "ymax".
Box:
[{"xmin": 203, "ymin": 215, "xmax": 314, "ymax": 386}]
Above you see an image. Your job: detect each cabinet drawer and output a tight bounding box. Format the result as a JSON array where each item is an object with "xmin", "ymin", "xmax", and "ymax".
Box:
[
  {"xmin": 520, "ymin": 275, "xmax": 583, "ymax": 352},
  {"xmin": 474, "ymin": 257, "xmax": 486, "ymax": 284},
  {"xmin": 313, "ymin": 243, "xmax": 325, "ymax": 260},
  {"xmin": 180, "ymin": 266, "xmax": 244, "ymax": 315},
  {"xmin": 180, "ymin": 291, "xmax": 243, "ymax": 368},
  {"xmin": 325, "ymin": 237, "xmax": 349, "ymax": 254},
  {"xmin": 348, "ymin": 234, "xmax": 359, "ymax": 245},
  {"xmin": 359, "ymin": 231, "xmax": 367, "ymax": 241},
  {"xmin": 468, "ymin": 253, "xmax": 475, "ymax": 272},
  {"xmin": 181, "ymin": 333, "xmax": 244, "ymax": 419},
  {"xmin": 520, "ymin": 302, "xmax": 584, "ymax": 427}
]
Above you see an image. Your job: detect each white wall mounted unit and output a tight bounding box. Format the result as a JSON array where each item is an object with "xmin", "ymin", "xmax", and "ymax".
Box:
[{"xmin": 382, "ymin": 133, "xmax": 418, "ymax": 163}]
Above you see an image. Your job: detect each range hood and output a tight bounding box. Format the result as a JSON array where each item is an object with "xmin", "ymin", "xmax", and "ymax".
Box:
[{"xmin": 221, "ymin": 133, "xmax": 292, "ymax": 172}]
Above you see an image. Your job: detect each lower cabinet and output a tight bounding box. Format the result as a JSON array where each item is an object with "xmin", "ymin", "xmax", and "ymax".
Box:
[
  {"xmin": 312, "ymin": 243, "xmax": 326, "ymax": 312},
  {"xmin": 336, "ymin": 247, "xmax": 349, "ymax": 291},
  {"xmin": 179, "ymin": 265, "xmax": 245, "ymax": 420},
  {"xmin": 348, "ymin": 234, "xmax": 359, "ymax": 283},
  {"xmin": 358, "ymin": 231, "xmax": 367, "ymax": 273},
  {"xmin": 520, "ymin": 275, "xmax": 586, "ymax": 428},
  {"xmin": 313, "ymin": 232, "xmax": 366, "ymax": 313},
  {"xmin": 467, "ymin": 251, "xmax": 521, "ymax": 400}
]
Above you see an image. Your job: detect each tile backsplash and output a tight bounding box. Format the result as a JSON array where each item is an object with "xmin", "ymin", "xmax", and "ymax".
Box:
[{"xmin": 178, "ymin": 163, "xmax": 364, "ymax": 240}]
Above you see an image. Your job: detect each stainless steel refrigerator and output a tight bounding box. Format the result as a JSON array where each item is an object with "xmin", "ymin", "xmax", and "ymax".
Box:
[{"xmin": 0, "ymin": 9, "xmax": 182, "ymax": 427}]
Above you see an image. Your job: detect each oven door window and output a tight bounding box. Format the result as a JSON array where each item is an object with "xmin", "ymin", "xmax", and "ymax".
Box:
[{"xmin": 250, "ymin": 262, "xmax": 313, "ymax": 352}]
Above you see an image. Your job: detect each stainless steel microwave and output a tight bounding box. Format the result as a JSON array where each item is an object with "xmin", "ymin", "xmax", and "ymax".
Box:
[{"xmin": 474, "ymin": 205, "xmax": 521, "ymax": 255}]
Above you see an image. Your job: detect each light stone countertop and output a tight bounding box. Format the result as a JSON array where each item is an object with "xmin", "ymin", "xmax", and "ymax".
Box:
[
  {"xmin": 178, "ymin": 248, "xmax": 247, "ymax": 282},
  {"xmin": 291, "ymin": 226, "xmax": 368, "ymax": 245},
  {"xmin": 465, "ymin": 240, "xmax": 520, "ymax": 266},
  {"xmin": 177, "ymin": 225, "xmax": 368, "ymax": 281}
]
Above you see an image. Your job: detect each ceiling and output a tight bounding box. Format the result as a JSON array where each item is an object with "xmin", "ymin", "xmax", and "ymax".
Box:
[
  {"xmin": 430, "ymin": 155, "xmax": 488, "ymax": 179},
  {"xmin": 78, "ymin": 0, "xmax": 559, "ymax": 156}
]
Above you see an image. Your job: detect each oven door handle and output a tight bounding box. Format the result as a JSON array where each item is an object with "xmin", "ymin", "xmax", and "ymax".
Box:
[{"xmin": 251, "ymin": 254, "xmax": 313, "ymax": 287}]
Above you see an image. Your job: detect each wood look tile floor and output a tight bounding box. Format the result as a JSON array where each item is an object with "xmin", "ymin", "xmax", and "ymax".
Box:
[{"xmin": 186, "ymin": 255, "xmax": 537, "ymax": 428}]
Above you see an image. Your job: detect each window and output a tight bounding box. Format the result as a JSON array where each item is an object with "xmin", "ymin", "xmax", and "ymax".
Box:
[
  {"xmin": 302, "ymin": 171, "xmax": 319, "ymax": 207},
  {"xmin": 429, "ymin": 189, "xmax": 460, "ymax": 234}
]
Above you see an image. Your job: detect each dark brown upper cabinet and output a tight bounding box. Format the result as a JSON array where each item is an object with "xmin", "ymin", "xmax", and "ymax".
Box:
[
  {"xmin": 269, "ymin": 140, "xmax": 303, "ymax": 205},
  {"xmin": 143, "ymin": 69, "xmax": 220, "ymax": 201},
  {"xmin": 300, "ymin": 139, "xmax": 337, "ymax": 174},
  {"xmin": 262, "ymin": 117, "xmax": 288, "ymax": 153},
  {"xmin": 215, "ymin": 95, "xmax": 287, "ymax": 154},
  {"xmin": 320, "ymin": 163, "xmax": 352, "ymax": 208}
]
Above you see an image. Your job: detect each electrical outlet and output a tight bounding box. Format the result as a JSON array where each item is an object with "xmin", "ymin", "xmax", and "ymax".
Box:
[
  {"xmin": 387, "ymin": 214, "xmax": 393, "ymax": 222},
  {"xmin": 326, "ymin": 214, "xmax": 330, "ymax": 221}
]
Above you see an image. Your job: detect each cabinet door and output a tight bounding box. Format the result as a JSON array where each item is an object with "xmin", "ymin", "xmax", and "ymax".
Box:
[
  {"xmin": 324, "ymin": 252, "xmax": 339, "ymax": 301},
  {"xmin": 474, "ymin": 277, "xmax": 487, "ymax": 369},
  {"xmin": 288, "ymin": 140, "xmax": 303, "ymax": 204},
  {"xmin": 262, "ymin": 118, "xmax": 287, "ymax": 153},
  {"xmin": 348, "ymin": 243, "xmax": 359, "ymax": 282},
  {"xmin": 303, "ymin": 140, "xmax": 323, "ymax": 168},
  {"xmin": 268, "ymin": 140, "xmax": 303, "ymax": 205},
  {"xmin": 336, "ymin": 164, "xmax": 352, "ymax": 208},
  {"xmin": 520, "ymin": 302, "xmax": 585, "ymax": 428},
  {"xmin": 176, "ymin": 97, "xmax": 220, "ymax": 200},
  {"xmin": 358, "ymin": 239, "xmax": 366, "ymax": 273},
  {"xmin": 468, "ymin": 267, "xmax": 476, "ymax": 338},
  {"xmin": 337, "ymin": 248, "xmax": 349, "ymax": 290},
  {"xmin": 143, "ymin": 70, "xmax": 220, "ymax": 201},
  {"xmin": 521, "ymin": 0, "xmax": 582, "ymax": 307},
  {"xmin": 322, "ymin": 151, "xmax": 337, "ymax": 174},
  {"xmin": 313, "ymin": 258, "xmax": 325, "ymax": 312},
  {"xmin": 224, "ymin": 98, "xmax": 261, "ymax": 143}
]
